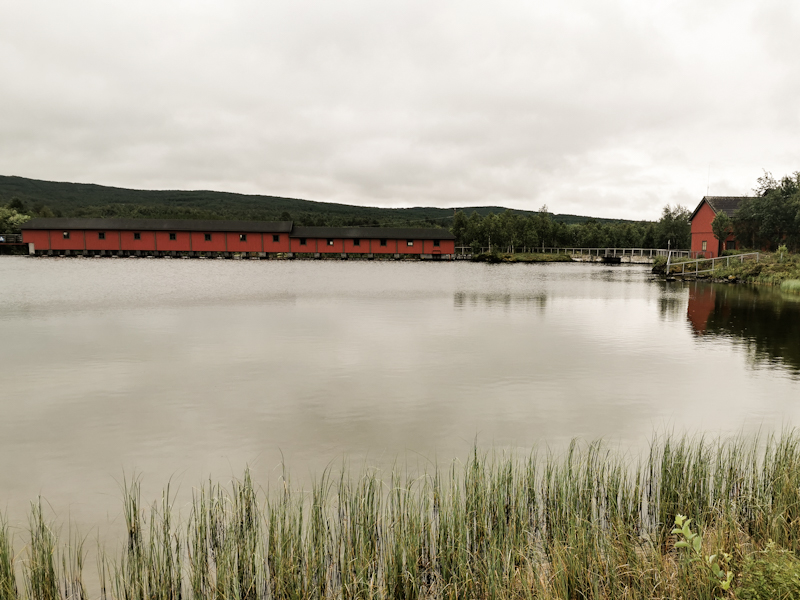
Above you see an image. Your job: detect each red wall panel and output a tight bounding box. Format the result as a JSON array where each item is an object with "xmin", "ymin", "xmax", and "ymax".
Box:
[
  {"xmin": 120, "ymin": 231, "xmax": 156, "ymax": 251},
  {"xmin": 290, "ymin": 237, "xmax": 317, "ymax": 253},
  {"xmin": 190, "ymin": 232, "xmax": 227, "ymax": 252},
  {"xmin": 317, "ymin": 238, "xmax": 344, "ymax": 253},
  {"xmin": 398, "ymin": 239, "xmax": 422, "ymax": 254},
  {"xmin": 264, "ymin": 233, "xmax": 290, "ymax": 253},
  {"xmin": 84, "ymin": 230, "xmax": 121, "ymax": 251},
  {"xmin": 225, "ymin": 232, "xmax": 263, "ymax": 253},
  {"xmin": 343, "ymin": 239, "xmax": 367, "ymax": 253},
  {"xmin": 422, "ymin": 239, "xmax": 454, "ymax": 254},
  {"xmin": 155, "ymin": 231, "xmax": 192, "ymax": 252},
  {"xmin": 441, "ymin": 240, "xmax": 455, "ymax": 254},
  {"xmin": 49, "ymin": 230, "xmax": 86, "ymax": 251},
  {"xmin": 367, "ymin": 238, "xmax": 398, "ymax": 254},
  {"xmin": 22, "ymin": 230, "xmax": 51, "ymax": 250}
]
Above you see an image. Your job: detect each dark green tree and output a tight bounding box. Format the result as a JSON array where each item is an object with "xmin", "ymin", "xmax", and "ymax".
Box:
[
  {"xmin": 451, "ymin": 211, "xmax": 468, "ymax": 246},
  {"xmin": 655, "ymin": 205, "xmax": 691, "ymax": 249},
  {"xmin": 711, "ymin": 212, "xmax": 733, "ymax": 255},
  {"xmin": 734, "ymin": 171, "xmax": 800, "ymax": 251}
]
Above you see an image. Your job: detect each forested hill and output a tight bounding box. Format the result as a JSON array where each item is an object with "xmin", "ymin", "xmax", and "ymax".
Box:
[{"xmin": 0, "ymin": 175, "xmax": 631, "ymax": 227}]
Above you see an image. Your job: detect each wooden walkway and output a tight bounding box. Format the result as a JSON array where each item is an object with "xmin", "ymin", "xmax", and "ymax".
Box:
[{"xmin": 0, "ymin": 233, "xmax": 23, "ymax": 244}]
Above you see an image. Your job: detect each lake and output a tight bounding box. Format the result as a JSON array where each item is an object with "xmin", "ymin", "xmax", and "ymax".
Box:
[{"xmin": 1, "ymin": 256, "xmax": 799, "ymax": 534}]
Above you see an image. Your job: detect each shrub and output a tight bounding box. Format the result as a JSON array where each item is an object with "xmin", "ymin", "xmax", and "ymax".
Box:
[{"xmin": 738, "ymin": 544, "xmax": 800, "ymax": 600}]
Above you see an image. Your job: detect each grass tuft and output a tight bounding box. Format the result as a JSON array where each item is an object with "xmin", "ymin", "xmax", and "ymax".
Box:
[{"xmin": 781, "ymin": 279, "xmax": 800, "ymax": 295}]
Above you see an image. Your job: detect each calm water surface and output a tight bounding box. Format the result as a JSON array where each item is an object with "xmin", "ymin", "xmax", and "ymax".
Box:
[{"xmin": 1, "ymin": 256, "xmax": 799, "ymax": 532}]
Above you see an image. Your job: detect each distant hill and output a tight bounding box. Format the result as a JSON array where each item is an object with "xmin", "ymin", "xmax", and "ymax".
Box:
[{"xmin": 0, "ymin": 175, "xmax": 636, "ymax": 227}]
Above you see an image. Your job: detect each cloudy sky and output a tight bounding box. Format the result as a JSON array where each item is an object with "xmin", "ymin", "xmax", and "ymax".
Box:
[{"xmin": 1, "ymin": 0, "xmax": 798, "ymax": 220}]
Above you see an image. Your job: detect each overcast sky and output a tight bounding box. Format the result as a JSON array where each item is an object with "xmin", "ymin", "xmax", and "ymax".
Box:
[{"xmin": 2, "ymin": 0, "xmax": 798, "ymax": 220}]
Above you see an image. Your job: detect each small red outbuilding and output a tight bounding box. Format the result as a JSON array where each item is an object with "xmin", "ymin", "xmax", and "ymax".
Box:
[{"xmin": 689, "ymin": 196, "xmax": 748, "ymax": 258}]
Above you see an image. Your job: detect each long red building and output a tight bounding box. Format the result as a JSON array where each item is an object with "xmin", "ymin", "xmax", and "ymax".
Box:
[{"xmin": 20, "ymin": 218, "xmax": 456, "ymax": 259}]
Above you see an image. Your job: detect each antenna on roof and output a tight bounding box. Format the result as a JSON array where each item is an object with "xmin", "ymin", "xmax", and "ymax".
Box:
[{"xmin": 706, "ymin": 163, "xmax": 711, "ymax": 196}]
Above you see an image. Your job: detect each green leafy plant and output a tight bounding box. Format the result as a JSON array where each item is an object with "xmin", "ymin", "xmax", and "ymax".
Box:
[
  {"xmin": 738, "ymin": 541, "xmax": 800, "ymax": 600},
  {"xmin": 672, "ymin": 514, "xmax": 734, "ymax": 597}
]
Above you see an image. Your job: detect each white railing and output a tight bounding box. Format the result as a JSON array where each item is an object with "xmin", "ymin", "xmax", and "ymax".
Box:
[
  {"xmin": 540, "ymin": 247, "xmax": 700, "ymax": 258},
  {"xmin": 665, "ymin": 251, "xmax": 761, "ymax": 276},
  {"xmin": 455, "ymin": 246, "xmax": 697, "ymax": 258},
  {"xmin": 456, "ymin": 246, "xmax": 702, "ymax": 258}
]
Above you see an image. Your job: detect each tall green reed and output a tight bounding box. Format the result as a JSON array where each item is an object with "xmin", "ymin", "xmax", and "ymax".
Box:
[{"xmin": 8, "ymin": 431, "xmax": 800, "ymax": 599}]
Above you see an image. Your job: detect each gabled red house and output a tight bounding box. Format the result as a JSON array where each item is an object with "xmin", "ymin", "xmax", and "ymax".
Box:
[{"xmin": 690, "ymin": 196, "xmax": 748, "ymax": 258}]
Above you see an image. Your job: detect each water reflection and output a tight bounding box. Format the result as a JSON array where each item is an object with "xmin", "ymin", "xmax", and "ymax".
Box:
[
  {"xmin": 687, "ymin": 282, "xmax": 800, "ymax": 373},
  {"xmin": 453, "ymin": 292, "xmax": 547, "ymax": 311},
  {"xmin": 3, "ymin": 257, "xmax": 800, "ymax": 550},
  {"xmin": 657, "ymin": 283, "xmax": 686, "ymax": 321}
]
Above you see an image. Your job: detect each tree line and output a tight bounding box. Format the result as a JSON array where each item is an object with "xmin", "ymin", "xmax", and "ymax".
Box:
[
  {"xmin": 725, "ymin": 171, "xmax": 799, "ymax": 252},
  {"xmin": 451, "ymin": 205, "xmax": 691, "ymax": 252},
  {"xmin": 2, "ymin": 192, "xmax": 694, "ymax": 252}
]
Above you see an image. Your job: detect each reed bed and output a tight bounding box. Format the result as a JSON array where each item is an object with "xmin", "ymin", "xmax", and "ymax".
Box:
[
  {"xmin": 781, "ymin": 279, "xmax": 800, "ymax": 295},
  {"xmin": 3, "ymin": 432, "xmax": 800, "ymax": 599}
]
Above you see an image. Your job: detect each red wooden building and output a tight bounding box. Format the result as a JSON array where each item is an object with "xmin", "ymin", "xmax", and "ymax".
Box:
[
  {"xmin": 289, "ymin": 226, "xmax": 455, "ymax": 257},
  {"xmin": 689, "ymin": 196, "xmax": 747, "ymax": 258},
  {"xmin": 20, "ymin": 218, "xmax": 456, "ymax": 259}
]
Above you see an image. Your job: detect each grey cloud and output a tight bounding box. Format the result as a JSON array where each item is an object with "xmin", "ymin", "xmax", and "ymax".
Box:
[{"xmin": 1, "ymin": 0, "xmax": 798, "ymax": 220}]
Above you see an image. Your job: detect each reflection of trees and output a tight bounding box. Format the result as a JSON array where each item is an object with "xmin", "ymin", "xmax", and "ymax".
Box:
[
  {"xmin": 454, "ymin": 292, "xmax": 547, "ymax": 311},
  {"xmin": 687, "ymin": 282, "xmax": 800, "ymax": 372},
  {"xmin": 658, "ymin": 282, "xmax": 686, "ymax": 321}
]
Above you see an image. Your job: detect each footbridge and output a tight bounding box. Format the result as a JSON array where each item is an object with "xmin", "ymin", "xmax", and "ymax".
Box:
[
  {"xmin": 455, "ymin": 247, "xmax": 696, "ymax": 263},
  {"xmin": 664, "ymin": 252, "xmax": 761, "ymax": 278},
  {"xmin": 540, "ymin": 247, "xmax": 695, "ymax": 264}
]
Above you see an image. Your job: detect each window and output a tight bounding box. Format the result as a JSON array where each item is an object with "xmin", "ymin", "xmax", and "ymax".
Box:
[
  {"xmin": 327, "ymin": 239, "xmax": 334, "ymax": 246},
  {"xmin": 433, "ymin": 239, "xmax": 440, "ymax": 247},
  {"xmin": 204, "ymin": 233, "xmax": 212, "ymax": 241},
  {"xmin": 702, "ymin": 240, "xmax": 707, "ymax": 251},
  {"xmin": 353, "ymin": 239, "xmax": 360, "ymax": 247},
  {"xmin": 300, "ymin": 238, "xmax": 307, "ymax": 246},
  {"xmin": 407, "ymin": 240, "xmax": 414, "ymax": 246},
  {"xmin": 169, "ymin": 233, "xmax": 176, "ymax": 241},
  {"xmin": 239, "ymin": 234, "xmax": 247, "ymax": 242},
  {"xmin": 380, "ymin": 239, "xmax": 387, "ymax": 247},
  {"xmin": 273, "ymin": 234, "xmax": 280, "ymax": 242},
  {"xmin": 98, "ymin": 232, "xmax": 105, "ymax": 240},
  {"xmin": 726, "ymin": 241, "xmax": 736, "ymax": 250},
  {"xmin": 63, "ymin": 231, "xmax": 70, "ymax": 239},
  {"xmin": 134, "ymin": 233, "xmax": 141, "ymax": 240}
]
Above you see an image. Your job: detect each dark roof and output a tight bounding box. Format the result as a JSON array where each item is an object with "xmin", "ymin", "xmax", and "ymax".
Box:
[
  {"xmin": 690, "ymin": 196, "xmax": 750, "ymax": 221},
  {"xmin": 290, "ymin": 226, "xmax": 455, "ymax": 240},
  {"xmin": 20, "ymin": 218, "xmax": 294, "ymax": 233}
]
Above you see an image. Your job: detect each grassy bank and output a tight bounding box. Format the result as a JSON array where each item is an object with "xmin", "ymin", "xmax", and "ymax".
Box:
[
  {"xmin": 4, "ymin": 434, "xmax": 800, "ymax": 599},
  {"xmin": 472, "ymin": 251, "xmax": 574, "ymax": 263},
  {"xmin": 653, "ymin": 252, "xmax": 800, "ymax": 286},
  {"xmin": 713, "ymin": 253, "xmax": 800, "ymax": 285}
]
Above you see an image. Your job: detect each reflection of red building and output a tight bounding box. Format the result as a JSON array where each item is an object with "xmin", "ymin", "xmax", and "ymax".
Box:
[
  {"xmin": 687, "ymin": 284, "xmax": 716, "ymax": 334},
  {"xmin": 690, "ymin": 196, "xmax": 747, "ymax": 258}
]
